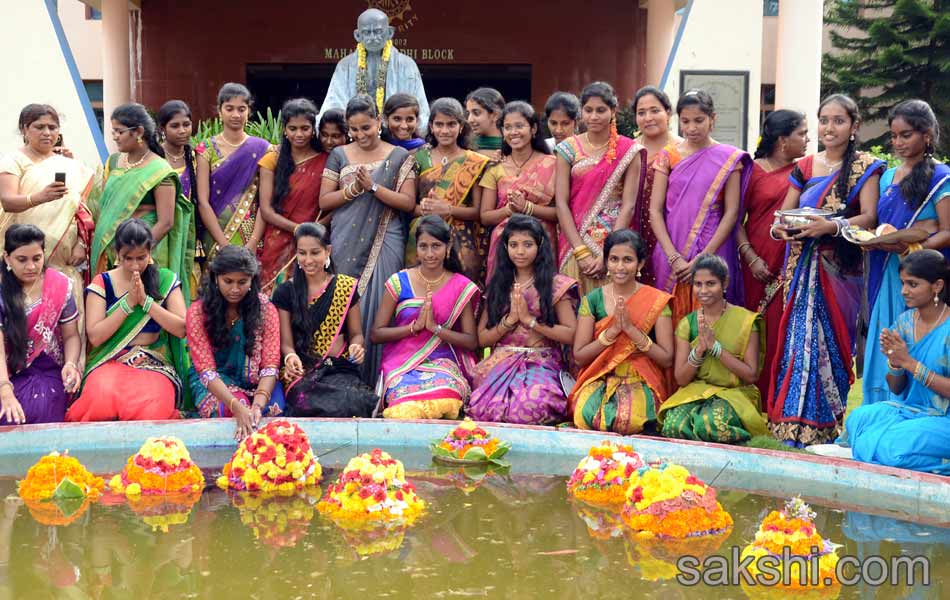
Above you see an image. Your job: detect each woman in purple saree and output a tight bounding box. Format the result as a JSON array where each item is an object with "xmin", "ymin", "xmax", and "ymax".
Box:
[
  {"xmin": 195, "ymin": 84, "xmax": 270, "ymax": 259},
  {"xmin": 650, "ymin": 91, "xmax": 751, "ymax": 325},
  {"xmin": 468, "ymin": 216, "xmax": 577, "ymax": 425},
  {"xmin": 371, "ymin": 216, "xmax": 479, "ymax": 420},
  {"xmin": 0, "ymin": 225, "xmax": 81, "ymax": 425}
]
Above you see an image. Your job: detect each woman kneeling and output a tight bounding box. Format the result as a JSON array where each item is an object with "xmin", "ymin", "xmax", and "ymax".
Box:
[
  {"xmin": 468, "ymin": 215, "xmax": 577, "ymax": 425},
  {"xmin": 372, "ymin": 216, "xmax": 479, "ymax": 419},
  {"xmin": 569, "ymin": 230, "xmax": 674, "ymax": 434},
  {"xmin": 274, "ymin": 223, "xmax": 377, "ymax": 418},
  {"xmin": 187, "ymin": 245, "xmax": 284, "ymax": 439},
  {"xmin": 67, "ymin": 219, "xmax": 187, "ymax": 421},
  {"xmin": 846, "ymin": 251, "xmax": 950, "ymax": 474},
  {"xmin": 658, "ymin": 255, "xmax": 768, "ymax": 443},
  {"xmin": 0, "ymin": 225, "xmax": 82, "ymax": 425}
]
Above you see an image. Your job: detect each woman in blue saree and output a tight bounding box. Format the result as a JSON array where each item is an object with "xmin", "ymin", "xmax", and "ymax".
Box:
[
  {"xmin": 847, "ymin": 251, "xmax": 950, "ymax": 474},
  {"xmin": 863, "ymin": 100, "xmax": 950, "ymax": 405},
  {"xmin": 769, "ymin": 94, "xmax": 885, "ymax": 447}
]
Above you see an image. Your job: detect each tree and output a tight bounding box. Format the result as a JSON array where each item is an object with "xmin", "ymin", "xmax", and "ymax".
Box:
[{"xmin": 822, "ymin": 0, "xmax": 949, "ymax": 150}]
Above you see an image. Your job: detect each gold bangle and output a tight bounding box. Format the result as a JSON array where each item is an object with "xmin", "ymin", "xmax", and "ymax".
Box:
[
  {"xmin": 597, "ymin": 330, "xmax": 617, "ymax": 346},
  {"xmin": 283, "ymin": 352, "xmax": 300, "ymax": 366},
  {"xmin": 26, "ymin": 193, "xmax": 32, "ymax": 207}
]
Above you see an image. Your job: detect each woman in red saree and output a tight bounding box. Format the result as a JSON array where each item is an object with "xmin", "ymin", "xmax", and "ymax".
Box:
[
  {"xmin": 736, "ymin": 109, "xmax": 808, "ymax": 401},
  {"xmin": 632, "ymin": 86, "xmax": 682, "ymax": 286},
  {"xmin": 258, "ymin": 99, "xmax": 328, "ymax": 292},
  {"xmin": 481, "ymin": 101, "xmax": 558, "ymax": 281},
  {"xmin": 555, "ymin": 82, "xmax": 645, "ymax": 296},
  {"xmin": 650, "ymin": 90, "xmax": 752, "ymax": 326},
  {"xmin": 372, "ymin": 216, "xmax": 478, "ymax": 420}
]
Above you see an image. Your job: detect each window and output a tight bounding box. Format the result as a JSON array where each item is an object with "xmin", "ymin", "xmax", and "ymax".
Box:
[
  {"xmin": 85, "ymin": 6, "xmax": 102, "ymax": 20},
  {"xmin": 84, "ymin": 80, "xmax": 104, "ymax": 130},
  {"xmin": 764, "ymin": 0, "xmax": 779, "ymax": 16}
]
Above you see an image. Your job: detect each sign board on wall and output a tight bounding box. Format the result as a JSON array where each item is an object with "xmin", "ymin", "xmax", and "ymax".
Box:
[{"xmin": 679, "ymin": 70, "xmax": 749, "ymax": 150}]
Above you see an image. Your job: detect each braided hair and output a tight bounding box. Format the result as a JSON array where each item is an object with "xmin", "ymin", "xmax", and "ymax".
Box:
[{"xmin": 888, "ymin": 99, "xmax": 940, "ymax": 210}]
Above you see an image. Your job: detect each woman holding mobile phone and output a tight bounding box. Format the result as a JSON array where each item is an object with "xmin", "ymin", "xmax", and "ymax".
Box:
[{"xmin": 0, "ymin": 104, "xmax": 96, "ymax": 342}]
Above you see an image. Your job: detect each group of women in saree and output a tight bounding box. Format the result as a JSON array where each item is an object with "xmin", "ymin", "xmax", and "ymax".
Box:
[{"xmin": 0, "ymin": 81, "xmax": 948, "ymax": 477}]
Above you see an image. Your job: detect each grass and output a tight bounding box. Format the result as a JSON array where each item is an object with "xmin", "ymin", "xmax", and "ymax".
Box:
[{"xmin": 742, "ymin": 435, "xmax": 810, "ymax": 454}]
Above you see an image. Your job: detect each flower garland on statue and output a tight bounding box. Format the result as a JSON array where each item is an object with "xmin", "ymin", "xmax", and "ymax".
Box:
[
  {"xmin": 19, "ymin": 451, "xmax": 105, "ymax": 527},
  {"xmin": 108, "ymin": 437, "xmax": 204, "ymax": 497},
  {"xmin": 356, "ymin": 40, "xmax": 393, "ymax": 115},
  {"xmin": 621, "ymin": 463, "xmax": 733, "ymax": 539},
  {"xmin": 217, "ymin": 420, "xmax": 322, "ymax": 493},
  {"xmin": 230, "ymin": 488, "xmax": 322, "ymax": 548},
  {"xmin": 739, "ymin": 497, "xmax": 841, "ymax": 596},
  {"xmin": 566, "ymin": 441, "xmax": 645, "ymax": 509},
  {"xmin": 430, "ymin": 418, "xmax": 511, "ymax": 466}
]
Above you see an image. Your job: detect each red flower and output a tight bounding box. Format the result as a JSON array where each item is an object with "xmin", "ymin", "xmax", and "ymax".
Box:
[
  {"xmin": 373, "ymin": 489, "xmax": 386, "ymax": 503},
  {"xmin": 630, "ymin": 487, "xmax": 644, "ymax": 503},
  {"xmin": 685, "ymin": 475, "xmax": 703, "ymax": 486}
]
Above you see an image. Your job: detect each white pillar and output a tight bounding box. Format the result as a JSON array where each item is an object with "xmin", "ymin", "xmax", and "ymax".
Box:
[
  {"xmin": 645, "ymin": 0, "xmax": 676, "ymax": 86},
  {"xmin": 775, "ymin": 0, "xmax": 823, "ymax": 153},
  {"xmin": 101, "ymin": 0, "xmax": 131, "ymax": 151}
]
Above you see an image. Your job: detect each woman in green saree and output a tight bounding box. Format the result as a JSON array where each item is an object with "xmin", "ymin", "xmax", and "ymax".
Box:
[
  {"xmin": 90, "ymin": 103, "xmax": 196, "ymax": 300},
  {"xmin": 658, "ymin": 254, "xmax": 767, "ymax": 443},
  {"xmin": 67, "ymin": 219, "xmax": 188, "ymax": 421}
]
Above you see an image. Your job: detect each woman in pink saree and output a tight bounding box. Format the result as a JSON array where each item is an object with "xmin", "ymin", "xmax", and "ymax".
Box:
[
  {"xmin": 0, "ymin": 225, "xmax": 82, "ymax": 425},
  {"xmin": 480, "ymin": 102, "xmax": 558, "ymax": 281},
  {"xmin": 468, "ymin": 215, "xmax": 577, "ymax": 425},
  {"xmin": 650, "ymin": 90, "xmax": 752, "ymax": 325},
  {"xmin": 371, "ymin": 216, "xmax": 479, "ymax": 420},
  {"xmin": 555, "ymin": 82, "xmax": 645, "ymax": 296}
]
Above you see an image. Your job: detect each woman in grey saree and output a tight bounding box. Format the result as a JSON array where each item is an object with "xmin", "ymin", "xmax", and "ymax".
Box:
[{"xmin": 320, "ymin": 118, "xmax": 416, "ymax": 385}]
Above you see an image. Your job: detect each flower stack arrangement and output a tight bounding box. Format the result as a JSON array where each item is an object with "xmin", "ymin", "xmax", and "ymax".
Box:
[
  {"xmin": 739, "ymin": 497, "xmax": 841, "ymax": 598},
  {"xmin": 621, "ymin": 463, "xmax": 733, "ymax": 539},
  {"xmin": 108, "ymin": 437, "xmax": 205, "ymax": 497},
  {"xmin": 566, "ymin": 441, "xmax": 645, "ymax": 509},
  {"xmin": 230, "ymin": 488, "xmax": 322, "ymax": 548},
  {"xmin": 216, "ymin": 420, "xmax": 322, "ymax": 493},
  {"xmin": 106, "ymin": 437, "xmax": 205, "ymax": 533},
  {"xmin": 318, "ymin": 449, "xmax": 425, "ymax": 557},
  {"xmin": 18, "ymin": 451, "xmax": 104, "ymax": 526},
  {"xmin": 430, "ymin": 418, "xmax": 511, "ymax": 466}
]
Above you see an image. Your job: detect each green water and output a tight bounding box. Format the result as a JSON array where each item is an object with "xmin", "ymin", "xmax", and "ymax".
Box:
[{"xmin": 1, "ymin": 447, "xmax": 948, "ymax": 599}]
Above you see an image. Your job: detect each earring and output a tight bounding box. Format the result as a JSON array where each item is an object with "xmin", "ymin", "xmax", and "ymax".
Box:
[
  {"xmin": 324, "ymin": 256, "xmax": 331, "ymax": 270},
  {"xmin": 935, "ymin": 292, "xmax": 940, "ymax": 307},
  {"xmin": 850, "ymin": 134, "xmax": 855, "ymax": 142},
  {"xmin": 138, "ymin": 137, "xmax": 145, "ymax": 146},
  {"xmin": 5, "ymin": 263, "xmax": 10, "ymax": 271}
]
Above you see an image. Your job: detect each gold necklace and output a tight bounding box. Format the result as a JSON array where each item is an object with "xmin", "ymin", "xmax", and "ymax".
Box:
[
  {"xmin": 818, "ymin": 152, "xmax": 842, "ymax": 171},
  {"xmin": 700, "ymin": 299, "xmax": 729, "ymax": 326},
  {"xmin": 585, "ymin": 134, "xmax": 609, "ymax": 151},
  {"xmin": 218, "ymin": 133, "xmax": 247, "ymax": 148},
  {"xmin": 164, "ymin": 145, "xmax": 184, "ymax": 162},
  {"xmin": 22, "ymin": 275, "xmax": 42, "ymax": 304},
  {"xmin": 418, "ymin": 268, "xmax": 446, "ymax": 292},
  {"xmin": 515, "ymin": 277, "xmax": 534, "ymax": 289},
  {"xmin": 125, "ymin": 151, "xmax": 150, "ymax": 169},
  {"xmin": 914, "ymin": 304, "xmax": 948, "ymax": 340}
]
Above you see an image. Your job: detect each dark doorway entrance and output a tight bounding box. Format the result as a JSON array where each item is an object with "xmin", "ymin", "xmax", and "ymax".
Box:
[{"xmin": 246, "ymin": 63, "xmax": 532, "ymax": 117}]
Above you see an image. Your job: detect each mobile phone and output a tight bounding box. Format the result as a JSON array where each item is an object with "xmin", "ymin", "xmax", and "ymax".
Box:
[{"xmin": 55, "ymin": 172, "xmax": 66, "ymax": 184}]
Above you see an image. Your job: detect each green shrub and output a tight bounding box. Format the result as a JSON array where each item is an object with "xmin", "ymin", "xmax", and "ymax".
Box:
[{"xmin": 191, "ymin": 109, "xmax": 283, "ymax": 146}]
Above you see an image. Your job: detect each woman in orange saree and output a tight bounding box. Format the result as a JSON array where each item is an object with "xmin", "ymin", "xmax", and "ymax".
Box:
[{"xmin": 569, "ymin": 230, "xmax": 674, "ymax": 435}]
